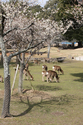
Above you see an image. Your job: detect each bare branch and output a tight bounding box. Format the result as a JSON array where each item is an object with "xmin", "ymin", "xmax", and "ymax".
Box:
[
  {"xmin": 25, "ymin": 49, "xmax": 36, "ymax": 64},
  {"xmin": 3, "ymin": 27, "xmax": 17, "ymax": 36},
  {"xmin": 8, "ymin": 40, "xmax": 44, "ymax": 64},
  {"xmin": 18, "ymin": 22, "xmax": 34, "ymax": 30},
  {"xmin": 17, "ymin": 54, "xmax": 22, "ymax": 63},
  {"xmin": 3, "ymin": 22, "xmax": 34, "ymax": 36}
]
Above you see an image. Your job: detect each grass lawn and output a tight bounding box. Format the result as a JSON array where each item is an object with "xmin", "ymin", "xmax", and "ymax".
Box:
[{"xmin": 0, "ymin": 48, "xmax": 83, "ymax": 125}]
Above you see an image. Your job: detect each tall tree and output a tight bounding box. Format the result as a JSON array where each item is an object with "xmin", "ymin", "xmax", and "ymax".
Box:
[
  {"xmin": 43, "ymin": 0, "xmax": 83, "ymax": 45},
  {"xmin": 0, "ymin": 3, "xmax": 11, "ymax": 118},
  {"xmin": 0, "ymin": 1, "xmax": 43, "ymax": 118},
  {"xmin": 55, "ymin": 0, "xmax": 83, "ymax": 42}
]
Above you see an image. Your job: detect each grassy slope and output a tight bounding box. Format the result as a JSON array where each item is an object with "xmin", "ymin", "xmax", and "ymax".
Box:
[{"xmin": 0, "ymin": 47, "xmax": 83, "ymax": 125}]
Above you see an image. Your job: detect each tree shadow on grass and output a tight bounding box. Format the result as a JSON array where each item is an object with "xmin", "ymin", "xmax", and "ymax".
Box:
[
  {"xmin": 35, "ymin": 85, "xmax": 62, "ymax": 91},
  {"xmin": 12, "ymin": 94, "xmax": 75, "ymax": 117},
  {"xmin": 71, "ymin": 73, "xmax": 83, "ymax": 82}
]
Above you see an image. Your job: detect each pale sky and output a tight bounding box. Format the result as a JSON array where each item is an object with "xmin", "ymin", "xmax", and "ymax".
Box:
[
  {"xmin": 1, "ymin": 0, "xmax": 49, "ymax": 7},
  {"xmin": 37, "ymin": 0, "xmax": 48, "ymax": 7}
]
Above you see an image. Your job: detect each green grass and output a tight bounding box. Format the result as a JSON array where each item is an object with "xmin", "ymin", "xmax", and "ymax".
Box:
[{"xmin": 0, "ymin": 60, "xmax": 83, "ymax": 125}]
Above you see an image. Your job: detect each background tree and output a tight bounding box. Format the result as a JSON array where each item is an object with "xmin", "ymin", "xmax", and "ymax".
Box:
[
  {"xmin": 55, "ymin": 0, "xmax": 83, "ymax": 46},
  {"xmin": 42, "ymin": 0, "xmax": 83, "ymax": 48}
]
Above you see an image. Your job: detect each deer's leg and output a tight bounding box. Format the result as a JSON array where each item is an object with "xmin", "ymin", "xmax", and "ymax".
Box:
[
  {"xmin": 54, "ymin": 76, "xmax": 58, "ymax": 82},
  {"xmin": 46, "ymin": 75, "xmax": 48, "ymax": 82},
  {"xmin": 50, "ymin": 76, "xmax": 54, "ymax": 82},
  {"xmin": 50, "ymin": 78, "xmax": 52, "ymax": 82},
  {"xmin": 42, "ymin": 75, "xmax": 44, "ymax": 81},
  {"xmin": 47, "ymin": 77, "xmax": 49, "ymax": 82},
  {"xmin": 47, "ymin": 75, "xmax": 50, "ymax": 83},
  {"xmin": 58, "ymin": 70, "xmax": 60, "ymax": 75}
]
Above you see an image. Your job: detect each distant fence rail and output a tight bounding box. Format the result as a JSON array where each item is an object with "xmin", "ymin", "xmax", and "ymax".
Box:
[{"xmin": 29, "ymin": 57, "xmax": 66, "ymax": 63}]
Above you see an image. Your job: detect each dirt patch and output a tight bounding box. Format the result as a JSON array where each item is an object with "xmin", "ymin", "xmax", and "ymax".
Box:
[
  {"xmin": 11, "ymin": 89, "xmax": 53, "ymax": 103},
  {"xmin": 0, "ymin": 89, "xmax": 4, "ymax": 99},
  {"xmin": 51, "ymin": 111, "xmax": 64, "ymax": 116},
  {"xmin": 22, "ymin": 89, "xmax": 52, "ymax": 102},
  {"xmin": 31, "ymin": 47, "xmax": 83, "ymax": 59}
]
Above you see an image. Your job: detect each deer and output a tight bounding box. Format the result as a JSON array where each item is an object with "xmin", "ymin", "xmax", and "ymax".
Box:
[
  {"xmin": 13, "ymin": 63, "xmax": 33, "ymax": 81},
  {"xmin": 42, "ymin": 65, "xmax": 48, "ymax": 71},
  {"xmin": 23, "ymin": 69, "xmax": 34, "ymax": 81},
  {"xmin": 46, "ymin": 70, "xmax": 59, "ymax": 83},
  {"xmin": 24, "ymin": 63, "xmax": 29, "ymax": 71},
  {"xmin": 27, "ymin": 70, "xmax": 34, "ymax": 81},
  {"xmin": 34, "ymin": 59, "xmax": 40, "ymax": 65},
  {"xmin": 52, "ymin": 65, "xmax": 64, "ymax": 75},
  {"xmin": 42, "ymin": 65, "xmax": 48, "ymax": 81},
  {"xmin": 23, "ymin": 69, "xmax": 29, "ymax": 80},
  {"xmin": 24, "ymin": 63, "xmax": 34, "ymax": 80},
  {"xmin": 44, "ymin": 58, "xmax": 50, "ymax": 63},
  {"xmin": 42, "ymin": 70, "xmax": 59, "ymax": 83},
  {"xmin": 0, "ymin": 75, "xmax": 3, "ymax": 82}
]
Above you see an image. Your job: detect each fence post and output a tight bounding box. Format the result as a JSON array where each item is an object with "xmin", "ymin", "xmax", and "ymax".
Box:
[{"xmin": 11, "ymin": 64, "xmax": 19, "ymax": 95}]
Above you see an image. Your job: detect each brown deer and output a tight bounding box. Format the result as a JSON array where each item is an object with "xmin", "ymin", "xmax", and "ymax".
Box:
[
  {"xmin": 0, "ymin": 75, "xmax": 3, "ymax": 82},
  {"xmin": 27, "ymin": 70, "xmax": 34, "ymax": 81},
  {"xmin": 42, "ymin": 65, "xmax": 48, "ymax": 71},
  {"xmin": 13, "ymin": 64, "xmax": 33, "ymax": 81},
  {"xmin": 24, "ymin": 63, "xmax": 29, "ymax": 71},
  {"xmin": 46, "ymin": 70, "xmax": 59, "ymax": 83},
  {"xmin": 44, "ymin": 58, "xmax": 50, "ymax": 63},
  {"xmin": 23, "ymin": 69, "xmax": 29, "ymax": 80},
  {"xmin": 34, "ymin": 59, "xmax": 40, "ymax": 65},
  {"xmin": 52, "ymin": 65, "xmax": 64, "ymax": 75},
  {"xmin": 23, "ymin": 69, "xmax": 34, "ymax": 81}
]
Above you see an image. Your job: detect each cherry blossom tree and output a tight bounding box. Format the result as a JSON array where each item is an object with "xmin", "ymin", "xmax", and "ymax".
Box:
[
  {"xmin": 33, "ymin": 17, "xmax": 65, "ymax": 58},
  {"xmin": 38, "ymin": 0, "xmax": 83, "ymax": 48},
  {"xmin": 0, "ymin": 1, "xmax": 44, "ymax": 118}
]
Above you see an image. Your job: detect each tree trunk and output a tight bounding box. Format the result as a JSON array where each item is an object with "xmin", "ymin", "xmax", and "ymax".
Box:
[
  {"xmin": 18, "ymin": 63, "xmax": 24, "ymax": 93},
  {"xmin": 47, "ymin": 44, "xmax": 51, "ymax": 58},
  {"xmin": 18, "ymin": 53, "xmax": 25, "ymax": 93},
  {"xmin": 0, "ymin": 26, "xmax": 11, "ymax": 118},
  {"xmin": 0, "ymin": 6, "xmax": 11, "ymax": 118},
  {"xmin": 0, "ymin": 37, "xmax": 11, "ymax": 118},
  {"xmin": 1, "ymin": 44, "xmax": 11, "ymax": 118},
  {"xmin": 1, "ymin": 74, "xmax": 11, "ymax": 118},
  {"xmin": 78, "ymin": 42, "xmax": 82, "ymax": 48}
]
